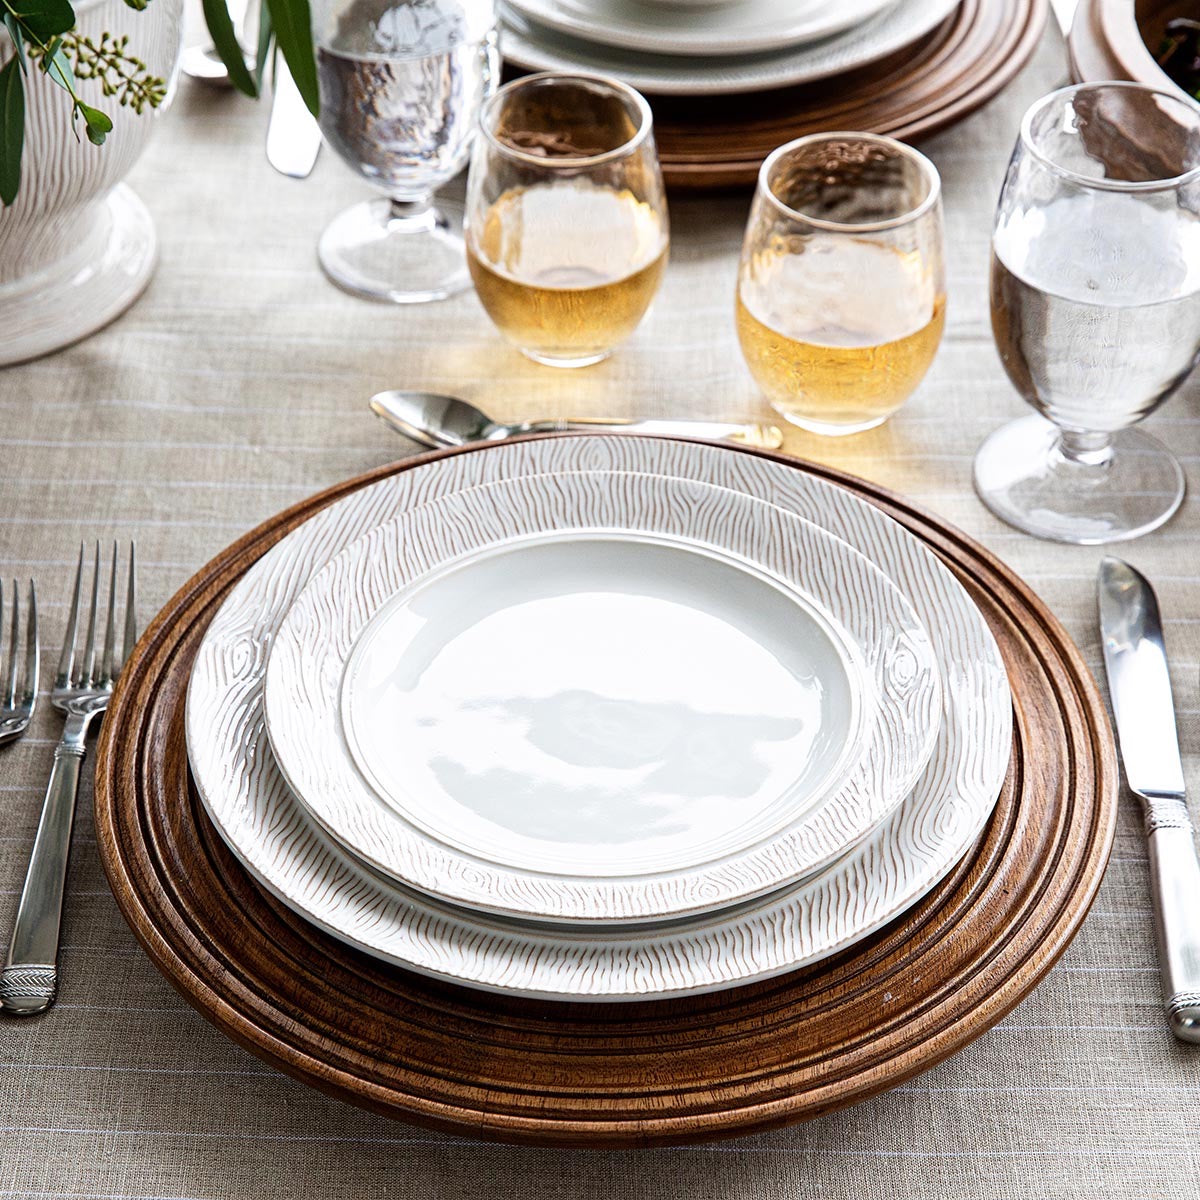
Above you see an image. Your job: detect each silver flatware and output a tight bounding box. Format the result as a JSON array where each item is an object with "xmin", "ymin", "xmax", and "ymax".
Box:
[
  {"xmin": 0, "ymin": 542, "xmax": 137, "ymax": 1017},
  {"xmin": 0, "ymin": 579, "xmax": 38, "ymax": 747},
  {"xmin": 1098, "ymin": 556, "xmax": 1200, "ymax": 1044},
  {"xmin": 370, "ymin": 390, "xmax": 785, "ymax": 451},
  {"xmin": 180, "ymin": 42, "xmax": 242, "ymax": 86},
  {"xmin": 180, "ymin": 0, "xmax": 253, "ymax": 86},
  {"xmin": 266, "ymin": 60, "xmax": 322, "ymax": 179}
]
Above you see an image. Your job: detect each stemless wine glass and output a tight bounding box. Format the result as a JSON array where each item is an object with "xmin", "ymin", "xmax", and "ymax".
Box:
[
  {"xmin": 464, "ymin": 72, "xmax": 669, "ymax": 368},
  {"xmin": 736, "ymin": 133, "xmax": 945, "ymax": 436},
  {"xmin": 974, "ymin": 82, "xmax": 1200, "ymax": 543},
  {"xmin": 312, "ymin": 0, "xmax": 498, "ymax": 303}
]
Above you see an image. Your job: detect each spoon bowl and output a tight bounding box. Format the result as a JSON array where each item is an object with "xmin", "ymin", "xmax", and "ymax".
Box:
[{"xmin": 369, "ymin": 390, "xmax": 784, "ymax": 450}]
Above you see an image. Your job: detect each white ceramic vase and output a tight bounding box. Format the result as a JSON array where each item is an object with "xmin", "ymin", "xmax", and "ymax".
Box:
[{"xmin": 0, "ymin": 0, "xmax": 184, "ymax": 366}]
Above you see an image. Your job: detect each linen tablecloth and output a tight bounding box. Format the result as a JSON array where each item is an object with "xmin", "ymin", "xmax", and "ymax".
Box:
[{"xmin": 3, "ymin": 21, "xmax": 1200, "ymax": 1200}]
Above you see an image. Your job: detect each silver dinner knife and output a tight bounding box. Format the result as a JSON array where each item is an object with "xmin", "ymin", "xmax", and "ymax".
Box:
[
  {"xmin": 1098, "ymin": 557, "xmax": 1200, "ymax": 1043},
  {"xmin": 266, "ymin": 61, "xmax": 322, "ymax": 179}
]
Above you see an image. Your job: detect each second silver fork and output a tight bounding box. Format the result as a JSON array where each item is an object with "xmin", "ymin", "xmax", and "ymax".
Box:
[{"xmin": 0, "ymin": 541, "xmax": 137, "ymax": 1016}]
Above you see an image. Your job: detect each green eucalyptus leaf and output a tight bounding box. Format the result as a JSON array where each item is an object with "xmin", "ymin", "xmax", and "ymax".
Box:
[
  {"xmin": 0, "ymin": 55, "xmax": 25, "ymax": 206},
  {"xmin": 6, "ymin": 0, "xmax": 75, "ymax": 39},
  {"xmin": 123, "ymin": 0, "xmax": 150, "ymax": 9},
  {"xmin": 3, "ymin": 15, "xmax": 29, "ymax": 74},
  {"xmin": 79, "ymin": 100, "xmax": 111, "ymax": 144},
  {"xmin": 201, "ymin": 0, "xmax": 257, "ymax": 97},
  {"xmin": 265, "ymin": 0, "xmax": 317, "ymax": 117},
  {"xmin": 42, "ymin": 40, "xmax": 74, "ymax": 94},
  {"xmin": 254, "ymin": 0, "xmax": 272, "ymax": 91}
]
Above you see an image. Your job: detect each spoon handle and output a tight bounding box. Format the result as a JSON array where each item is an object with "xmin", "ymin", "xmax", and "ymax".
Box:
[{"xmin": 525, "ymin": 418, "xmax": 783, "ymax": 450}]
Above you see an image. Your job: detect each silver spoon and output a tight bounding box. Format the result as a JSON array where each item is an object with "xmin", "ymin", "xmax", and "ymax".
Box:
[
  {"xmin": 180, "ymin": 43, "xmax": 245, "ymax": 86},
  {"xmin": 370, "ymin": 391, "xmax": 784, "ymax": 451},
  {"xmin": 181, "ymin": 0, "xmax": 253, "ymax": 87}
]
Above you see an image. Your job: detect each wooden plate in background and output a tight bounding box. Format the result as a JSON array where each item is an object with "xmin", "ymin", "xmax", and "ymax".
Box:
[
  {"xmin": 94, "ymin": 438, "xmax": 1116, "ymax": 1148},
  {"xmin": 649, "ymin": 0, "xmax": 1047, "ymax": 189}
]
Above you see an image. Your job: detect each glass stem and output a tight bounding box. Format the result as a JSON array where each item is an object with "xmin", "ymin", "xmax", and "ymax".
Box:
[
  {"xmin": 1056, "ymin": 429, "xmax": 1115, "ymax": 470},
  {"xmin": 389, "ymin": 196, "xmax": 433, "ymax": 223}
]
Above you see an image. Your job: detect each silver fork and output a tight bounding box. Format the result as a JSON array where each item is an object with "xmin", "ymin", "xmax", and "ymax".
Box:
[
  {"xmin": 0, "ymin": 579, "xmax": 38, "ymax": 746},
  {"xmin": 0, "ymin": 541, "xmax": 136, "ymax": 1016}
]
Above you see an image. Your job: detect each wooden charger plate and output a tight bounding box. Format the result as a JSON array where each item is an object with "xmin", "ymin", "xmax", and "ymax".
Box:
[
  {"xmin": 94, "ymin": 439, "xmax": 1117, "ymax": 1148},
  {"xmin": 648, "ymin": 0, "xmax": 1048, "ymax": 189}
]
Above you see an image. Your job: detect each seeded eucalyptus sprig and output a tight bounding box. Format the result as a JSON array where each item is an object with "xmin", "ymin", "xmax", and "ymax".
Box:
[
  {"xmin": 0, "ymin": 0, "xmax": 318, "ymax": 207},
  {"xmin": 0, "ymin": 0, "xmax": 136, "ymax": 205},
  {"xmin": 68, "ymin": 31, "xmax": 166, "ymax": 113}
]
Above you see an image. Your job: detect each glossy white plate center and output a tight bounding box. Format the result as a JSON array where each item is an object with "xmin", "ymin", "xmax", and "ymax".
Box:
[{"xmin": 341, "ymin": 534, "xmax": 858, "ymax": 876}]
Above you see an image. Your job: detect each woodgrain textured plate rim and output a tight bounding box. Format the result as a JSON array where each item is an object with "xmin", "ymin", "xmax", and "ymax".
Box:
[
  {"xmin": 93, "ymin": 437, "xmax": 1117, "ymax": 1148},
  {"xmin": 648, "ymin": 0, "xmax": 1048, "ymax": 190}
]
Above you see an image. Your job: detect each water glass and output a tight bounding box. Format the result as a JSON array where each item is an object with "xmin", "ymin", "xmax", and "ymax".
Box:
[
  {"xmin": 736, "ymin": 133, "xmax": 945, "ymax": 436},
  {"xmin": 465, "ymin": 72, "xmax": 669, "ymax": 368},
  {"xmin": 974, "ymin": 82, "xmax": 1200, "ymax": 543},
  {"xmin": 313, "ymin": 0, "xmax": 498, "ymax": 304}
]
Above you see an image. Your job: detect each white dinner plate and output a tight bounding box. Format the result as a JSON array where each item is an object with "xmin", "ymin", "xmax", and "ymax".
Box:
[
  {"xmin": 499, "ymin": 0, "xmax": 962, "ymax": 97},
  {"xmin": 507, "ymin": 0, "xmax": 896, "ymax": 58},
  {"xmin": 263, "ymin": 471, "xmax": 941, "ymax": 925},
  {"xmin": 186, "ymin": 436, "xmax": 1010, "ymax": 1001}
]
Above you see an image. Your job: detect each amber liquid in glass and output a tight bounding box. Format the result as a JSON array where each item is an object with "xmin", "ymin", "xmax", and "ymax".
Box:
[
  {"xmin": 737, "ymin": 238, "xmax": 944, "ymax": 434},
  {"xmin": 468, "ymin": 181, "xmax": 667, "ymax": 365}
]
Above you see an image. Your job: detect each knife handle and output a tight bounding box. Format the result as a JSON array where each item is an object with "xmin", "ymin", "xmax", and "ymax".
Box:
[{"xmin": 1145, "ymin": 797, "xmax": 1200, "ymax": 1043}]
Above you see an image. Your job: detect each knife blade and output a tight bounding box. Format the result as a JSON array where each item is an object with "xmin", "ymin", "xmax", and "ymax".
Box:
[
  {"xmin": 266, "ymin": 60, "xmax": 322, "ymax": 179},
  {"xmin": 1098, "ymin": 557, "xmax": 1200, "ymax": 1043}
]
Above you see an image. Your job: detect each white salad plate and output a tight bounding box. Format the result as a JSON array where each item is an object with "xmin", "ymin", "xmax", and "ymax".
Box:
[
  {"xmin": 506, "ymin": 0, "xmax": 896, "ymax": 58},
  {"xmin": 262, "ymin": 470, "xmax": 941, "ymax": 925},
  {"xmin": 186, "ymin": 436, "xmax": 1011, "ymax": 1001},
  {"xmin": 499, "ymin": 0, "xmax": 961, "ymax": 97}
]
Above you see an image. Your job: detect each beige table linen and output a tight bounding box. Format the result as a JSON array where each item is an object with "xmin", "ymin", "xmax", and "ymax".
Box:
[{"xmin": 3, "ymin": 22, "xmax": 1200, "ymax": 1200}]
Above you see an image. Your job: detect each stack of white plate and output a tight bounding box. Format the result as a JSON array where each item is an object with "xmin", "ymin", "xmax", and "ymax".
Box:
[
  {"xmin": 500, "ymin": 0, "xmax": 964, "ymax": 96},
  {"xmin": 186, "ymin": 436, "xmax": 1010, "ymax": 1002}
]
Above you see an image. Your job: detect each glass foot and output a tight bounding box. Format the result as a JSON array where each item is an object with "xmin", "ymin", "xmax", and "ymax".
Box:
[
  {"xmin": 973, "ymin": 414, "xmax": 1185, "ymax": 544},
  {"xmin": 520, "ymin": 347, "xmax": 612, "ymax": 369},
  {"xmin": 774, "ymin": 408, "xmax": 891, "ymax": 437},
  {"xmin": 318, "ymin": 198, "xmax": 471, "ymax": 304}
]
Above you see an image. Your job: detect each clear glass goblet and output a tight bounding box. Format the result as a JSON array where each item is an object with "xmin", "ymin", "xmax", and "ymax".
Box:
[
  {"xmin": 974, "ymin": 82, "xmax": 1200, "ymax": 543},
  {"xmin": 464, "ymin": 72, "xmax": 669, "ymax": 368},
  {"xmin": 313, "ymin": 0, "xmax": 498, "ymax": 304}
]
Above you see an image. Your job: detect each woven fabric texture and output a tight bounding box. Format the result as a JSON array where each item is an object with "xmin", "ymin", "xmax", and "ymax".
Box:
[{"xmin": 2, "ymin": 19, "xmax": 1199, "ymax": 1200}]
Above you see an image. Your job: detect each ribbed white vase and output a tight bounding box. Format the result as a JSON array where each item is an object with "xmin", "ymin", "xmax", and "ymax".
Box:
[{"xmin": 0, "ymin": 0, "xmax": 184, "ymax": 365}]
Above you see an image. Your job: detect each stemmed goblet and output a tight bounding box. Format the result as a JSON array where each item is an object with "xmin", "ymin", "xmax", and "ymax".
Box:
[
  {"xmin": 974, "ymin": 82, "xmax": 1200, "ymax": 543},
  {"xmin": 313, "ymin": 0, "xmax": 499, "ymax": 303}
]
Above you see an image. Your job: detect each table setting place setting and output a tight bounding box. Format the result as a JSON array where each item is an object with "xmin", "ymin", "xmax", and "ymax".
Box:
[{"xmin": 4, "ymin": 0, "xmax": 1200, "ymax": 1185}]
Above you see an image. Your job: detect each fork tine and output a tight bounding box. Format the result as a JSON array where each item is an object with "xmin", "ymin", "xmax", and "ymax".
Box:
[
  {"xmin": 4, "ymin": 576, "xmax": 17, "ymax": 705},
  {"xmin": 100, "ymin": 542, "xmax": 118, "ymax": 687},
  {"xmin": 80, "ymin": 541, "xmax": 101, "ymax": 687},
  {"xmin": 121, "ymin": 541, "xmax": 137, "ymax": 671},
  {"xmin": 54, "ymin": 544, "xmax": 85, "ymax": 690},
  {"xmin": 23, "ymin": 580, "xmax": 38, "ymax": 706}
]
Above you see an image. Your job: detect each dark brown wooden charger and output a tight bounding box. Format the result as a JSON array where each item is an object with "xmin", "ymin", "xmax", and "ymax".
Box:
[
  {"xmin": 626, "ymin": 0, "xmax": 1047, "ymax": 189},
  {"xmin": 93, "ymin": 438, "xmax": 1117, "ymax": 1148}
]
